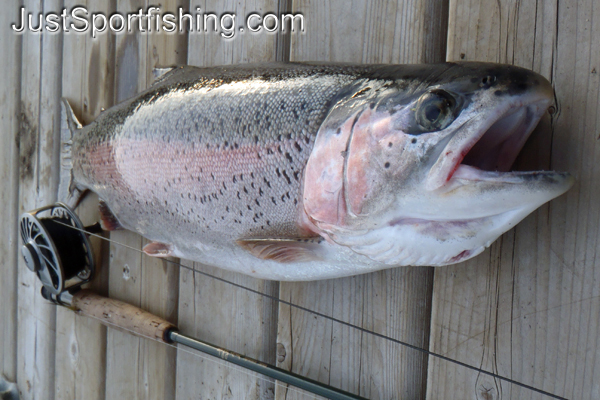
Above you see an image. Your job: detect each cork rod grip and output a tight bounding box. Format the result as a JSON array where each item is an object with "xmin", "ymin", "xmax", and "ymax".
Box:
[{"xmin": 71, "ymin": 290, "xmax": 176, "ymax": 343}]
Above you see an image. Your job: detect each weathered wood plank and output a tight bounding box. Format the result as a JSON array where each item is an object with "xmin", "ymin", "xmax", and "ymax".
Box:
[
  {"xmin": 0, "ymin": 1, "xmax": 22, "ymax": 385},
  {"xmin": 276, "ymin": 1, "xmax": 448, "ymax": 399},
  {"xmin": 105, "ymin": 2, "xmax": 186, "ymax": 399},
  {"xmin": 427, "ymin": 1, "xmax": 600, "ymax": 399},
  {"xmin": 175, "ymin": 1, "xmax": 281, "ymax": 399},
  {"xmin": 16, "ymin": 0, "xmax": 64, "ymax": 398},
  {"xmin": 54, "ymin": 2, "xmax": 115, "ymax": 399}
]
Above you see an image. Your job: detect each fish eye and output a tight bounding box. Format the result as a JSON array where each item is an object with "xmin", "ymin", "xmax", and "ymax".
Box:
[{"xmin": 415, "ymin": 90, "xmax": 457, "ymax": 132}]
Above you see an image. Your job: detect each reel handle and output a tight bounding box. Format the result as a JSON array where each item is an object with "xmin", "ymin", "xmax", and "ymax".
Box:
[{"xmin": 70, "ymin": 290, "xmax": 176, "ymax": 343}]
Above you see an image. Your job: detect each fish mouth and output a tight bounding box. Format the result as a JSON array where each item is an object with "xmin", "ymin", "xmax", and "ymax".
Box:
[
  {"xmin": 447, "ymin": 99, "xmax": 552, "ymax": 182},
  {"xmin": 427, "ymin": 92, "xmax": 574, "ymax": 196},
  {"xmin": 420, "ymin": 88, "xmax": 574, "ymax": 223}
]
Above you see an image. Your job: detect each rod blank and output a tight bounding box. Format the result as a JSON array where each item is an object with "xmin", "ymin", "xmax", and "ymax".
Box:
[{"xmin": 168, "ymin": 331, "xmax": 366, "ymax": 400}]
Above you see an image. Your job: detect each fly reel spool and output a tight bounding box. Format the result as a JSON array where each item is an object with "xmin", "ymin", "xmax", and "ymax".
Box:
[{"xmin": 19, "ymin": 203, "xmax": 95, "ymax": 301}]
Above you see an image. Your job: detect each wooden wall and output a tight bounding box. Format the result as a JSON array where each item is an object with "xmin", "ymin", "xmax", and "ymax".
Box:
[{"xmin": 1, "ymin": 1, "xmax": 598, "ymax": 399}]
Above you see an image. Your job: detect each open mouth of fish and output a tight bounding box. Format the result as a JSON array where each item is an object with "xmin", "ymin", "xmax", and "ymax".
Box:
[
  {"xmin": 449, "ymin": 99, "xmax": 553, "ymax": 182},
  {"xmin": 420, "ymin": 95, "xmax": 573, "ymax": 224}
]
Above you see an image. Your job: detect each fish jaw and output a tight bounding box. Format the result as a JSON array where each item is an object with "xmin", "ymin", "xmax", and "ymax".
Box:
[
  {"xmin": 418, "ymin": 66, "xmax": 574, "ymax": 221},
  {"xmin": 305, "ymin": 63, "xmax": 574, "ymax": 266},
  {"xmin": 319, "ymin": 164, "xmax": 573, "ymax": 266}
]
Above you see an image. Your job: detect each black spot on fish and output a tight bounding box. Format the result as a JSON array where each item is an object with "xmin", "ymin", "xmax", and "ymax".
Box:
[
  {"xmin": 264, "ymin": 178, "xmax": 271, "ymax": 188},
  {"xmin": 266, "ymin": 220, "xmax": 271, "ymax": 226},
  {"xmin": 223, "ymin": 182, "xmax": 227, "ymax": 190},
  {"xmin": 388, "ymin": 142, "xmax": 393, "ymax": 148},
  {"xmin": 237, "ymin": 191, "xmax": 241, "ymax": 199},
  {"xmin": 275, "ymin": 168, "xmax": 281, "ymax": 177},
  {"xmin": 285, "ymin": 152, "xmax": 293, "ymax": 163},
  {"xmin": 240, "ymin": 174, "xmax": 244, "ymax": 181},
  {"xmin": 233, "ymin": 175, "xmax": 237, "ymax": 183},
  {"xmin": 271, "ymin": 197, "xmax": 277, "ymax": 205},
  {"xmin": 282, "ymin": 170, "xmax": 292, "ymax": 184},
  {"xmin": 293, "ymin": 171, "xmax": 300, "ymax": 181},
  {"xmin": 255, "ymin": 199, "xmax": 260, "ymax": 206},
  {"xmin": 243, "ymin": 186, "xmax": 248, "ymax": 194},
  {"xmin": 226, "ymin": 206, "xmax": 230, "ymax": 212},
  {"xmin": 259, "ymin": 187, "xmax": 264, "ymax": 196},
  {"xmin": 384, "ymin": 162, "xmax": 390, "ymax": 169}
]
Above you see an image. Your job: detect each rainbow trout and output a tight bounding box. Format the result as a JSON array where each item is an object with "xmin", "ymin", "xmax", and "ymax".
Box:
[{"xmin": 60, "ymin": 62, "xmax": 573, "ymax": 280}]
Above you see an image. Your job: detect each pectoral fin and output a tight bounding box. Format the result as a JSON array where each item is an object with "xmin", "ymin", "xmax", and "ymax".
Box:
[
  {"xmin": 143, "ymin": 241, "xmax": 173, "ymax": 257},
  {"xmin": 237, "ymin": 237, "xmax": 324, "ymax": 263}
]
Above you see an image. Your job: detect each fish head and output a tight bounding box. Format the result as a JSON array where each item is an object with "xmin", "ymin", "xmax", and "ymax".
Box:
[{"xmin": 304, "ymin": 62, "xmax": 574, "ymax": 266}]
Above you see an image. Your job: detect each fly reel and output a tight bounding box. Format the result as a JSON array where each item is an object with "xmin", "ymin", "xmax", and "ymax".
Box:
[{"xmin": 19, "ymin": 203, "xmax": 95, "ymax": 301}]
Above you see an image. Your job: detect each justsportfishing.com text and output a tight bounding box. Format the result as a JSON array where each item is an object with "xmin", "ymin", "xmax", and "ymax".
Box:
[{"xmin": 11, "ymin": 7, "xmax": 305, "ymax": 39}]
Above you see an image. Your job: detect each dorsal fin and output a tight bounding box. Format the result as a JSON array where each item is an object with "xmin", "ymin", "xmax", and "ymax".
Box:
[
  {"xmin": 237, "ymin": 237, "xmax": 324, "ymax": 263},
  {"xmin": 152, "ymin": 66, "xmax": 176, "ymax": 84}
]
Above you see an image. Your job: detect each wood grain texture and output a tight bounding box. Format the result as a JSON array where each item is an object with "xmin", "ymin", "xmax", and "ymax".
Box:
[
  {"xmin": 276, "ymin": 1, "xmax": 448, "ymax": 399},
  {"xmin": 16, "ymin": 1, "xmax": 63, "ymax": 398},
  {"xmin": 105, "ymin": 2, "xmax": 186, "ymax": 399},
  {"xmin": 54, "ymin": 2, "xmax": 115, "ymax": 398},
  {"xmin": 427, "ymin": 1, "xmax": 600, "ymax": 399},
  {"xmin": 289, "ymin": 0, "xmax": 447, "ymax": 64},
  {"xmin": 0, "ymin": 1, "xmax": 22, "ymax": 385}
]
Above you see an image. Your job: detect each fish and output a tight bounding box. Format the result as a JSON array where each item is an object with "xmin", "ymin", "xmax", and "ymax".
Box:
[{"xmin": 59, "ymin": 62, "xmax": 574, "ymax": 281}]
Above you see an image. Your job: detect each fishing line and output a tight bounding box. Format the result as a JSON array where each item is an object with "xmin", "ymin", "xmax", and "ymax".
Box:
[{"xmin": 54, "ymin": 219, "xmax": 568, "ymax": 400}]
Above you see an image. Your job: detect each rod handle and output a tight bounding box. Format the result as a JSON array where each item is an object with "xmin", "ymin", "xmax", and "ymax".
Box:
[{"xmin": 71, "ymin": 289, "xmax": 176, "ymax": 343}]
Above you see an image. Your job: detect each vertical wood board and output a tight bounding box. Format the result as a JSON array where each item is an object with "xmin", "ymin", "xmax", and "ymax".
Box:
[
  {"xmin": 0, "ymin": 0, "xmax": 22, "ymax": 385},
  {"xmin": 16, "ymin": 0, "xmax": 63, "ymax": 398}
]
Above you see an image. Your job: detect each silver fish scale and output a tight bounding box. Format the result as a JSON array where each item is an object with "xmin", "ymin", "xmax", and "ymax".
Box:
[{"xmin": 72, "ymin": 65, "xmax": 368, "ymax": 241}]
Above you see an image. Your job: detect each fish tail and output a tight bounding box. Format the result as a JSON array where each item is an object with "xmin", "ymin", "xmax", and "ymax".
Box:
[{"xmin": 58, "ymin": 99, "xmax": 84, "ymax": 208}]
